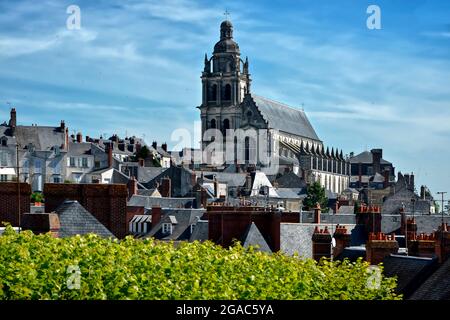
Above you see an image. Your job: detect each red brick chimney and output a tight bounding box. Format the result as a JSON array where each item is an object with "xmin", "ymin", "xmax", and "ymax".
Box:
[
  {"xmin": 21, "ymin": 213, "xmax": 60, "ymax": 238},
  {"xmin": 435, "ymin": 223, "xmax": 450, "ymax": 263},
  {"xmin": 159, "ymin": 177, "xmax": 171, "ymax": 197},
  {"xmin": 127, "ymin": 176, "xmax": 138, "ymax": 200},
  {"xmin": 76, "ymin": 132, "xmax": 82, "ymax": 143},
  {"xmin": 408, "ymin": 233, "xmax": 436, "ymax": 258},
  {"xmin": 406, "ymin": 217, "xmax": 418, "ymax": 241},
  {"xmin": 366, "ymin": 232, "xmax": 399, "ymax": 265},
  {"xmin": 333, "ymin": 224, "xmax": 351, "ymax": 258},
  {"xmin": 105, "ymin": 143, "xmax": 113, "ymax": 168},
  {"xmin": 64, "ymin": 127, "xmax": 69, "ymax": 151},
  {"xmin": 213, "ymin": 176, "xmax": 219, "ymax": 198},
  {"xmin": 312, "ymin": 226, "xmax": 332, "ymax": 261},
  {"xmin": 151, "ymin": 206, "xmax": 162, "ymax": 227},
  {"xmin": 313, "ymin": 203, "xmax": 321, "ymax": 224},
  {"xmin": 356, "ymin": 204, "xmax": 382, "ymax": 235}
]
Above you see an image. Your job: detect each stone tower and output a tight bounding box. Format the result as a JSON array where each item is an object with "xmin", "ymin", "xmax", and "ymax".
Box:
[{"xmin": 198, "ymin": 20, "xmax": 251, "ymax": 151}]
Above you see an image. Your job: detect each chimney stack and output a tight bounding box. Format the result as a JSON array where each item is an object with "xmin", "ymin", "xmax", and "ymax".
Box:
[
  {"xmin": 435, "ymin": 223, "xmax": 450, "ymax": 263},
  {"xmin": 356, "ymin": 204, "xmax": 382, "ymax": 235},
  {"xmin": 161, "ymin": 142, "xmax": 168, "ymax": 152},
  {"xmin": 60, "ymin": 120, "xmax": 65, "ymax": 130},
  {"xmin": 105, "ymin": 142, "xmax": 113, "ymax": 168},
  {"xmin": 152, "ymin": 141, "xmax": 157, "ymax": 149},
  {"xmin": 159, "ymin": 177, "xmax": 171, "ymax": 197},
  {"xmin": 312, "ymin": 226, "xmax": 332, "ymax": 261},
  {"xmin": 127, "ymin": 176, "xmax": 138, "ymax": 200},
  {"xmin": 370, "ymin": 148, "xmax": 382, "ymax": 175},
  {"xmin": 21, "ymin": 213, "xmax": 60, "ymax": 238},
  {"xmin": 366, "ymin": 232, "xmax": 399, "ymax": 265},
  {"xmin": 76, "ymin": 132, "xmax": 82, "ymax": 143},
  {"xmin": 9, "ymin": 108, "xmax": 17, "ymax": 136},
  {"xmin": 313, "ymin": 203, "xmax": 321, "ymax": 224},
  {"xmin": 333, "ymin": 225, "xmax": 352, "ymax": 258},
  {"xmin": 151, "ymin": 206, "xmax": 162, "ymax": 228},
  {"xmin": 420, "ymin": 186, "xmax": 426, "ymax": 200},
  {"xmin": 213, "ymin": 175, "xmax": 219, "ymax": 198},
  {"xmin": 408, "ymin": 233, "xmax": 436, "ymax": 258}
]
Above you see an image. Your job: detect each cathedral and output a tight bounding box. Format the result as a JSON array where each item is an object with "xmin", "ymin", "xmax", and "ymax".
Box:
[{"xmin": 198, "ymin": 20, "xmax": 349, "ymax": 194}]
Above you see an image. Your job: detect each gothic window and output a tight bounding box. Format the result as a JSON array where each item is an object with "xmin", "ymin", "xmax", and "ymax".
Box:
[
  {"xmin": 223, "ymin": 119, "xmax": 230, "ymax": 135},
  {"xmin": 244, "ymin": 136, "xmax": 256, "ymax": 164},
  {"xmin": 208, "ymin": 84, "xmax": 217, "ymax": 101},
  {"xmin": 223, "ymin": 84, "xmax": 232, "ymax": 100},
  {"xmin": 210, "ymin": 119, "xmax": 216, "ymax": 129}
]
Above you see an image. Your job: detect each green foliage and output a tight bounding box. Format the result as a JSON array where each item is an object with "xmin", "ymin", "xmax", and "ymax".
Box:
[
  {"xmin": 30, "ymin": 192, "xmax": 44, "ymax": 203},
  {"xmin": 0, "ymin": 225, "xmax": 400, "ymax": 300},
  {"xmin": 303, "ymin": 181, "xmax": 328, "ymax": 210},
  {"xmin": 64, "ymin": 180, "xmax": 73, "ymax": 184},
  {"xmin": 136, "ymin": 145, "xmax": 150, "ymax": 160}
]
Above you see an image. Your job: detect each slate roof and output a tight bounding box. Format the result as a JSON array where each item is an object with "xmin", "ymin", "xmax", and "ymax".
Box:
[
  {"xmin": 128, "ymin": 195, "xmax": 195, "ymax": 209},
  {"xmin": 274, "ymin": 188, "xmax": 304, "ymax": 199},
  {"xmin": 67, "ymin": 142, "xmax": 92, "ymax": 156},
  {"xmin": 381, "ymin": 214, "xmax": 450, "ymax": 235},
  {"xmin": 138, "ymin": 167, "xmax": 169, "ymax": 183},
  {"xmin": 383, "ymin": 255, "xmax": 438, "ymax": 298},
  {"xmin": 349, "ymin": 151, "xmax": 391, "ymax": 164},
  {"xmin": 145, "ymin": 208, "xmax": 205, "ymax": 241},
  {"xmin": 250, "ymin": 94, "xmax": 320, "ymax": 141},
  {"xmin": 55, "ymin": 200, "xmax": 115, "ymax": 238},
  {"xmin": 189, "ymin": 220, "xmax": 209, "ymax": 242},
  {"xmin": 274, "ymin": 171, "xmax": 307, "ymax": 189},
  {"xmin": 15, "ymin": 126, "xmax": 65, "ymax": 151},
  {"xmin": 280, "ymin": 223, "xmax": 357, "ymax": 258},
  {"xmin": 382, "ymin": 188, "xmax": 431, "ymax": 215},
  {"xmin": 199, "ymin": 171, "xmax": 247, "ymax": 188},
  {"xmin": 410, "ymin": 258, "xmax": 450, "ymax": 300},
  {"xmin": 338, "ymin": 205, "xmax": 355, "ymax": 214},
  {"xmin": 241, "ymin": 222, "xmax": 271, "ymax": 252}
]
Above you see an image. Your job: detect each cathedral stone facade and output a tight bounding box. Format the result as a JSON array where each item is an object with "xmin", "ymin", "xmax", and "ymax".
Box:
[{"xmin": 198, "ymin": 20, "xmax": 349, "ymax": 194}]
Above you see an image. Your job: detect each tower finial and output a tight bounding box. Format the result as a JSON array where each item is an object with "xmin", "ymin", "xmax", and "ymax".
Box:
[{"xmin": 224, "ymin": 9, "xmax": 231, "ymax": 21}]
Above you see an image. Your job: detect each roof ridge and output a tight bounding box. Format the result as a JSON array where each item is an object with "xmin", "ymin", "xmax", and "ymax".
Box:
[{"xmin": 252, "ymin": 94, "xmax": 306, "ymax": 113}]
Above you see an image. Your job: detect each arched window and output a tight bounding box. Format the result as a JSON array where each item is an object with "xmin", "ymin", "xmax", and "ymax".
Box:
[
  {"xmin": 223, "ymin": 119, "xmax": 230, "ymax": 135},
  {"xmin": 245, "ymin": 137, "xmax": 250, "ymax": 163},
  {"xmin": 208, "ymin": 84, "xmax": 217, "ymax": 101},
  {"xmin": 244, "ymin": 136, "xmax": 256, "ymax": 164},
  {"xmin": 210, "ymin": 119, "xmax": 216, "ymax": 129},
  {"xmin": 223, "ymin": 84, "xmax": 231, "ymax": 100}
]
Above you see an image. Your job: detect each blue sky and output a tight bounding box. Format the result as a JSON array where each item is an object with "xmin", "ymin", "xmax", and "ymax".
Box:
[{"xmin": 0, "ymin": 0, "xmax": 449, "ymax": 199}]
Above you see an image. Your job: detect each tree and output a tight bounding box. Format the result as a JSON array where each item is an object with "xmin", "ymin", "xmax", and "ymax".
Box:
[
  {"xmin": 136, "ymin": 145, "xmax": 150, "ymax": 160},
  {"xmin": 303, "ymin": 181, "xmax": 328, "ymax": 210}
]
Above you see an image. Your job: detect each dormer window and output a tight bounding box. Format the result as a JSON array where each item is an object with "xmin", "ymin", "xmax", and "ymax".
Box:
[{"xmin": 162, "ymin": 223, "xmax": 173, "ymax": 235}]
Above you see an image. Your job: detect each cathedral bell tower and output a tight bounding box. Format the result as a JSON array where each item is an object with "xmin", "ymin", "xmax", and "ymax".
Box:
[{"xmin": 198, "ymin": 20, "xmax": 251, "ymax": 152}]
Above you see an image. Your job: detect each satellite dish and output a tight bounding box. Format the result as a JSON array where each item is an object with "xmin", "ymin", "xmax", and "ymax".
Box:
[{"xmin": 331, "ymin": 237, "xmax": 336, "ymax": 248}]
